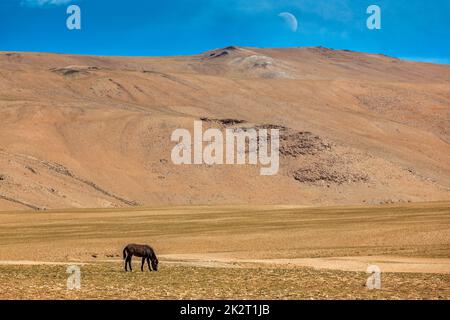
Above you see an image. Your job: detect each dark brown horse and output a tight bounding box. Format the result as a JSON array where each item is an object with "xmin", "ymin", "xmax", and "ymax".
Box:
[{"xmin": 123, "ymin": 244, "xmax": 159, "ymax": 272}]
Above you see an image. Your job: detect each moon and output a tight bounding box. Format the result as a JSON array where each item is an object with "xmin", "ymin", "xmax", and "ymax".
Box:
[{"xmin": 278, "ymin": 12, "xmax": 298, "ymax": 32}]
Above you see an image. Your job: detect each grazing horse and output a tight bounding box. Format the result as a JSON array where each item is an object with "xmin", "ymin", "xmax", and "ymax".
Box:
[{"xmin": 123, "ymin": 244, "xmax": 159, "ymax": 272}]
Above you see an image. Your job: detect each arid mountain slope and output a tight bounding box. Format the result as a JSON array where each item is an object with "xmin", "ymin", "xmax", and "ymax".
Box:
[{"xmin": 0, "ymin": 47, "xmax": 449, "ymax": 210}]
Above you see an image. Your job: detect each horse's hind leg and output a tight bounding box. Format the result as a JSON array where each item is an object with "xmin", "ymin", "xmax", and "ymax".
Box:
[
  {"xmin": 124, "ymin": 255, "xmax": 128, "ymax": 271},
  {"xmin": 141, "ymin": 257, "xmax": 145, "ymax": 272}
]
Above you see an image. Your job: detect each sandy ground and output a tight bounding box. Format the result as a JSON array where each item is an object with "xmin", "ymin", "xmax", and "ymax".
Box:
[
  {"xmin": 1, "ymin": 262, "xmax": 449, "ymax": 300},
  {"xmin": 1, "ymin": 47, "xmax": 449, "ymax": 299},
  {"xmin": 3, "ymin": 254, "xmax": 449, "ymax": 273},
  {"xmin": 0, "ymin": 203, "xmax": 449, "ymax": 299},
  {"xmin": 1, "ymin": 47, "xmax": 449, "ymax": 210},
  {"xmin": 3, "ymin": 255, "xmax": 449, "ymax": 274},
  {"xmin": 159, "ymin": 255, "xmax": 450, "ymax": 274}
]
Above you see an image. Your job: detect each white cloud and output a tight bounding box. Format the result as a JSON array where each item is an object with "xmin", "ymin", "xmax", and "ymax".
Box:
[{"xmin": 21, "ymin": 0, "xmax": 73, "ymax": 7}]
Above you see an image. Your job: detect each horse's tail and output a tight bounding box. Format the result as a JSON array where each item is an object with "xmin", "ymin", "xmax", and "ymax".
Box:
[{"xmin": 123, "ymin": 247, "xmax": 128, "ymax": 260}]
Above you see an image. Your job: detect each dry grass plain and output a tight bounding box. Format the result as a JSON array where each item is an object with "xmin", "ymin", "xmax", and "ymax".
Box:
[{"xmin": 0, "ymin": 202, "xmax": 449, "ymax": 299}]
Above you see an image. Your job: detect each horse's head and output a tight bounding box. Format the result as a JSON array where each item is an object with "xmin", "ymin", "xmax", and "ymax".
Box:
[{"xmin": 151, "ymin": 257, "xmax": 159, "ymax": 271}]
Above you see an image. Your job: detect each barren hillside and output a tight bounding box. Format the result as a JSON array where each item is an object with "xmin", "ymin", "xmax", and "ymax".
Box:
[{"xmin": 0, "ymin": 46, "xmax": 449, "ymax": 210}]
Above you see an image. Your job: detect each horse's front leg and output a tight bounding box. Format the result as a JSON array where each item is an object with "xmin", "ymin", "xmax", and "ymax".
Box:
[
  {"xmin": 147, "ymin": 257, "xmax": 152, "ymax": 271},
  {"xmin": 128, "ymin": 255, "xmax": 133, "ymax": 272},
  {"xmin": 141, "ymin": 257, "xmax": 145, "ymax": 272}
]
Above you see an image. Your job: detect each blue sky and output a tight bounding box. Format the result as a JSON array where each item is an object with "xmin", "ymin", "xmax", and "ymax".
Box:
[{"xmin": 0, "ymin": 0, "xmax": 449, "ymax": 64}]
